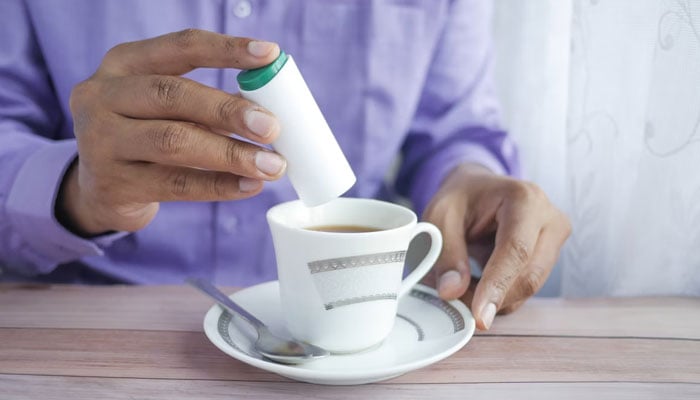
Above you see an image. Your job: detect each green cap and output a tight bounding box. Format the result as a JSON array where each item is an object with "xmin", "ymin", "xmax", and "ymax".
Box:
[{"xmin": 237, "ymin": 51, "xmax": 288, "ymax": 91}]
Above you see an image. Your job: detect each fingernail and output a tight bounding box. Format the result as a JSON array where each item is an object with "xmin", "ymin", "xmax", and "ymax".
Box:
[
  {"xmin": 247, "ymin": 41, "xmax": 277, "ymax": 58},
  {"xmin": 239, "ymin": 177, "xmax": 261, "ymax": 193},
  {"xmin": 438, "ymin": 270, "xmax": 462, "ymax": 294},
  {"xmin": 245, "ymin": 109, "xmax": 279, "ymax": 138},
  {"xmin": 255, "ymin": 151, "xmax": 286, "ymax": 176},
  {"xmin": 480, "ymin": 302, "xmax": 497, "ymax": 330}
]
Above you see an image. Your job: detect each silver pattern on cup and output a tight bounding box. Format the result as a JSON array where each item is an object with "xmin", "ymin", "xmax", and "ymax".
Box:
[{"xmin": 307, "ymin": 251, "xmax": 407, "ymax": 310}]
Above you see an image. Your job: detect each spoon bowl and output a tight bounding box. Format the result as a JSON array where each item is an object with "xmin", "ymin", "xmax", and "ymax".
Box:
[{"xmin": 187, "ymin": 278, "xmax": 329, "ymax": 364}]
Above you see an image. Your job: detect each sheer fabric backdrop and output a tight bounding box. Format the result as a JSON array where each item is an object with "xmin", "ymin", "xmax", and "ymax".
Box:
[{"xmin": 492, "ymin": 0, "xmax": 700, "ymax": 297}]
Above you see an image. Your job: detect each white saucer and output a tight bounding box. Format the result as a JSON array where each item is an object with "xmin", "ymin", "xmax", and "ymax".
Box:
[{"xmin": 202, "ymin": 281, "xmax": 475, "ymax": 385}]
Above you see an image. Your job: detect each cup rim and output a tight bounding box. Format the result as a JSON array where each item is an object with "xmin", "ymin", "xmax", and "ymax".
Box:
[{"xmin": 266, "ymin": 197, "xmax": 417, "ymax": 236}]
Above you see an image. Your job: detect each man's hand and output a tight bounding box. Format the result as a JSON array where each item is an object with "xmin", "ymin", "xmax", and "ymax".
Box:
[
  {"xmin": 59, "ymin": 29, "xmax": 286, "ymax": 236},
  {"xmin": 423, "ymin": 163, "xmax": 571, "ymax": 330}
]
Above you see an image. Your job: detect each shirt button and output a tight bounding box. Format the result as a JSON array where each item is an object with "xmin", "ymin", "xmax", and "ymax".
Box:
[
  {"xmin": 233, "ymin": 1, "xmax": 252, "ymax": 18},
  {"xmin": 222, "ymin": 216, "xmax": 239, "ymax": 233}
]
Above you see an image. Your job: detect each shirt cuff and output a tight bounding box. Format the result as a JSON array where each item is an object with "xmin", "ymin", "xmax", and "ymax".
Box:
[
  {"xmin": 6, "ymin": 139, "xmax": 127, "ymax": 275},
  {"xmin": 409, "ymin": 142, "xmax": 508, "ymax": 217}
]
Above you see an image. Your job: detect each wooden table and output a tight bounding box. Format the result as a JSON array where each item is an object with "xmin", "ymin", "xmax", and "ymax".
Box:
[{"xmin": 1, "ymin": 283, "xmax": 698, "ymax": 399}]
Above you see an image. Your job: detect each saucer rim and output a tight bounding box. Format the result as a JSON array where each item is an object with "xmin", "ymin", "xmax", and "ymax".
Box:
[{"xmin": 202, "ymin": 280, "xmax": 475, "ymax": 384}]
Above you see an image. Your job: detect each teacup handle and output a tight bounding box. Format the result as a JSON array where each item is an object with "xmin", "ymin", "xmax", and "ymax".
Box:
[{"xmin": 398, "ymin": 222, "xmax": 443, "ymax": 299}]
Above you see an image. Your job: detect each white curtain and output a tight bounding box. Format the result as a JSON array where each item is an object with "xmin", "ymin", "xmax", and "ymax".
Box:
[{"xmin": 493, "ymin": 0, "xmax": 700, "ymax": 297}]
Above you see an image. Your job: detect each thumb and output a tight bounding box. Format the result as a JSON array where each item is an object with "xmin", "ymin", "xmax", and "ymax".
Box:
[{"xmin": 431, "ymin": 211, "xmax": 472, "ymax": 300}]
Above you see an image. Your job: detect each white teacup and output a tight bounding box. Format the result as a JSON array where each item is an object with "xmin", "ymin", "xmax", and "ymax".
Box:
[{"xmin": 266, "ymin": 198, "xmax": 443, "ymax": 353}]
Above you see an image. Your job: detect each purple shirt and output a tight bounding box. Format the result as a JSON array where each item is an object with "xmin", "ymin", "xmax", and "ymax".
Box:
[{"xmin": 0, "ymin": 0, "xmax": 518, "ymax": 285}]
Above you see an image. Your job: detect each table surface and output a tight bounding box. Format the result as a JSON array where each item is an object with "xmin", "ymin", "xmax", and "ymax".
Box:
[{"xmin": 1, "ymin": 283, "xmax": 698, "ymax": 399}]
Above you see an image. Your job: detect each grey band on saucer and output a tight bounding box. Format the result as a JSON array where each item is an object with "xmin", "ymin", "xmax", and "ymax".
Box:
[
  {"xmin": 409, "ymin": 289, "xmax": 465, "ymax": 333},
  {"xmin": 217, "ymin": 287, "xmax": 466, "ymax": 350}
]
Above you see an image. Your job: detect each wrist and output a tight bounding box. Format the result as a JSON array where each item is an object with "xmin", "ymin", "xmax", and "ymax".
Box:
[
  {"xmin": 441, "ymin": 162, "xmax": 494, "ymax": 188},
  {"xmin": 453, "ymin": 162, "xmax": 495, "ymax": 177},
  {"xmin": 55, "ymin": 160, "xmax": 110, "ymax": 237}
]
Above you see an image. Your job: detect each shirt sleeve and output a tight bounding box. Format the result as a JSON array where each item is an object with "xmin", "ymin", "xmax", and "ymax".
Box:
[
  {"xmin": 0, "ymin": 0, "xmax": 125, "ymax": 277},
  {"xmin": 395, "ymin": 0, "xmax": 520, "ymax": 216}
]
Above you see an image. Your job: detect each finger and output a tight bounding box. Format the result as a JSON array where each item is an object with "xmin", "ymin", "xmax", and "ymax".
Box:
[
  {"xmin": 124, "ymin": 163, "xmax": 264, "ymax": 203},
  {"xmin": 113, "ymin": 118, "xmax": 286, "ymax": 180},
  {"xmin": 424, "ymin": 201, "xmax": 471, "ymax": 300},
  {"xmin": 99, "ymin": 29, "xmax": 280, "ymax": 76},
  {"xmin": 102, "ymin": 76, "xmax": 279, "ymax": 142},
  {"xmin": 500, "ymin": 217, "xmax": 571, "ymax": 309},
  {"xmin": 471, "ymin": 199, "xmax": 543, "ymax": 330}
]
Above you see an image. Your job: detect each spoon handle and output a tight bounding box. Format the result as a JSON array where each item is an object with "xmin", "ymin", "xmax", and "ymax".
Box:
[{"xmin": 186, "ymin": 278, "xmax": 265, "ymax": 331}]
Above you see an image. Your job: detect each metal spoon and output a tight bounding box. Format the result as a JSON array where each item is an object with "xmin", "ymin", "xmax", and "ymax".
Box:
[{"xmin": 186, "ymin": 278, "xmax": 330, "ymax": 364}]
